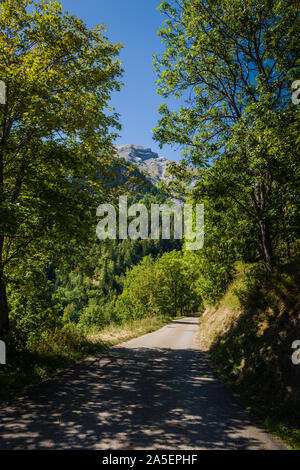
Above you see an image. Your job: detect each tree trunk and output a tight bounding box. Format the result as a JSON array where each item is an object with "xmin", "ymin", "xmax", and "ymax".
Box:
[
  {"xmin": 258, "ymin": 219, "xmax": 273, "ymax": 273},
  {"xmin": 0, "ymin": 236, "xmax": 9, "ymax": 337},
  {"xmin": 0, "ymin": 141, "xmax": 9, "ymax": 336},
  {"xmin": 0, "ymin": 271, "xmax": 9, "ymax": 337},
  {"xmin": 250, "ymin": 179, "xmax": 273, "ymax": 272},
  {"xmin": 174, "ymin": 281, "xmax": 177, "ymax": 317}
]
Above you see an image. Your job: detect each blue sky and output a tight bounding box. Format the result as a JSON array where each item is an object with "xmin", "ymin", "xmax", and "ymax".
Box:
[{"xmin": 60, "ymin": 0, "xmax": 183, "ymax": 162}]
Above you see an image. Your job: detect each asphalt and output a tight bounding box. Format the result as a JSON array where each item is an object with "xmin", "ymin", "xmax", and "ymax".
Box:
[{"xmin": 0, "ymin": 317, "xmax": 286, "ymax": 449}]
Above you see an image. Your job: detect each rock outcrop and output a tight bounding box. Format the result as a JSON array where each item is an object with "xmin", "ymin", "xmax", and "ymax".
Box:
[{"xmin": 115, "ymin": 144, "xmax": 172, "ymax": 184}]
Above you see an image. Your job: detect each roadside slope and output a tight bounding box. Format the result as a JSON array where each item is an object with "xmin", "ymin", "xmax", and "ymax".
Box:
[{"xmin": 198, "ymin": 264, "xmax": 300, "ymax": 449}]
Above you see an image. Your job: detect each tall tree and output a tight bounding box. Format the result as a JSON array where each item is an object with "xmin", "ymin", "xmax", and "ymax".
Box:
[
  {"xmin": 154, "ymin": 0, "xmax": 300, "ymax": 271},
  {"xmin": 0, "ymin": 0, "xmax": 123, "ymax": 334}
]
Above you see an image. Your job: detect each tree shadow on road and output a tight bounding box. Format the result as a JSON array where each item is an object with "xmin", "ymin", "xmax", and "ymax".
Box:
[{"xmin": 0, "ymin": 347, "xmax": 280, "ymax": 449}]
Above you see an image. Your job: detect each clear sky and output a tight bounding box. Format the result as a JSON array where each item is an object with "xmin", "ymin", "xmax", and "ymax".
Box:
[{"xmin": 59, "ymin": 0, "xmax": 183, "ymax": 162}]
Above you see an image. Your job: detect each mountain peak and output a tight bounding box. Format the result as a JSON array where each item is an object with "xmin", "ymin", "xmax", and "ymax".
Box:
[{"xmin": 115, "ymin": 144, "xmax": 171, "ymax": 183}]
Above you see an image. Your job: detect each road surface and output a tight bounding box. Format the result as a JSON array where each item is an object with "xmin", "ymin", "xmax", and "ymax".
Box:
[{"xmin": 0, "ymin": 317, "xmax": 286, "ymax": 449}]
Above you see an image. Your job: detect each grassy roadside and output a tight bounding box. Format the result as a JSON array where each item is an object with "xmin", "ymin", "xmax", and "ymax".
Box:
[
  {"xmin": 198, "ymin": 262, "xmax": 300, "ymax": 450},
  {"xmin": 0, "ymin": 315, "xmax": 170, "ymax": 407}
]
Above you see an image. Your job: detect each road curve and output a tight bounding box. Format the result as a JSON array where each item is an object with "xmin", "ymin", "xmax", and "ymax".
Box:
[{"xmin": 0, "ymin": 317, "xmax": 286, "ymax": 450}]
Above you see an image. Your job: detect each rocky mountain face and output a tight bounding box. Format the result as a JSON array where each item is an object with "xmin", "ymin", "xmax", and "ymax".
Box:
[{"xmin": 115, "ymin": 144, "xmax": 172, "ymax": 185}]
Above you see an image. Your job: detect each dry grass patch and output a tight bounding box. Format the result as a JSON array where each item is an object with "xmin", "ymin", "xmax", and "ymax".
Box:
[
  {"xmin": 198, "ymin": 273, "xmax": 244, "ymax": 351},
  {"xmin": 87, "ymin": 316, "xmax": 168, "ymax": 346}
]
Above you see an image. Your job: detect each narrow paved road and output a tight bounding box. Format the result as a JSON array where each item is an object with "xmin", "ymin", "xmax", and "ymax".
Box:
[{"xmin": 0, "ymin": 318, "xmax": 286, "ymax": 450}]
